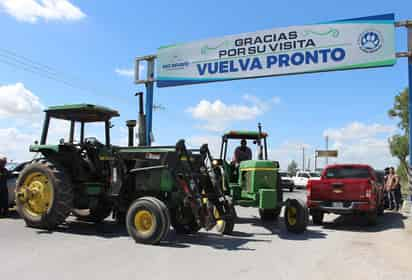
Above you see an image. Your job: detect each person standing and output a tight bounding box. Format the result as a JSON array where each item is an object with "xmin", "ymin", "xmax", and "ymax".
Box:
[
  {"xmin": 0, "ymin": 156, "xmax": 9, "ymax": 217},
  {"xmin": 385, "ymin": 167, "xmax": 398, "ymax": 211},
  {"xmin": 392, "ymin": 167, "xmax": 402, "ymax": 211}
]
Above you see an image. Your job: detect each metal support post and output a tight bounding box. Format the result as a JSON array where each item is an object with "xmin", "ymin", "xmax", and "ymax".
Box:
[
  {"xmin": 135, "ymin": 55, "xmax": 157, "ymax": 146},
  {"xmin": 395, "ymin": 20, "xmax": 412, "ymax": 165}
]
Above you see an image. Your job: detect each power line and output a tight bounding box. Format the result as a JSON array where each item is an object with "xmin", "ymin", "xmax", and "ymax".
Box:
[{"xmin": 0, "ymin": 47, "xmax": 94, "ymax": 93}]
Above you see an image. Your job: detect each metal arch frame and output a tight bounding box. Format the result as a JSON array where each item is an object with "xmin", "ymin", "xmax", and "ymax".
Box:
[
  {"xmin": 135, "ymin": 19, "xmax": 412, "ymax": 168},
  {"xmin": 395, "ymin": 20, "xmax": 412, "ymax": 165}
]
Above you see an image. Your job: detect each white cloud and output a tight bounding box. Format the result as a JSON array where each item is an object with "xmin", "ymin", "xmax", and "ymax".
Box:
[
  {"xmin": 323, "ymin": 122, "xmax": 395, "ymax": 142},
  {"xmin": 186, "ymin": 95, "xmax": 280, "ymax": 132},
  {"xmin": 115, "ymin": 68, "xmax": 134, "ymax": 78},
  {"xmin": 115, "ymin": 65, "xmax": 145, "ymax": 79},
  {"xmin": 0, "ymin": 0, "xmax": 85, "ymax": 23},
  {"xmin": 323, "ymin": 122, "xmax": 398, "ymax": 169},
  {"xmin": 0, "ymin": 82, "xmax": 44, "ymax": 119},
  {"xmin": 0, "ymin": 127, "xmax": 36, "ymax": 162}
]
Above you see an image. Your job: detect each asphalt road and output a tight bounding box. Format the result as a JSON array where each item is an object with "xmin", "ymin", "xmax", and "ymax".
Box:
[{"xmin": 1, "ymin": 189, "xmax": 411, "ymax": 280}]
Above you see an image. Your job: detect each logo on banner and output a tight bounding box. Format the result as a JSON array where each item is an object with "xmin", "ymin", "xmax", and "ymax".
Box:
[{"xmin": 358, "ymin": 30, "xmax": 383, "ymax": 53}]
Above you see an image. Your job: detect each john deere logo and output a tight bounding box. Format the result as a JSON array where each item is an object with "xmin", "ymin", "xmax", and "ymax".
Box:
[{"xmin": 358, "ymin": 30, "xmax": 382, "ymax": 53}]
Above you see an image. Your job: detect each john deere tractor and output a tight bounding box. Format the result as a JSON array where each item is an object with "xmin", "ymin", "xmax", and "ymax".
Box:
[
  {"xmin": 15, "ymin": 98, "xmax": 235, "ymax": 245},
  {"xmin": 214, "ymin": 124, "xmax": 308, "ymax": 233}
]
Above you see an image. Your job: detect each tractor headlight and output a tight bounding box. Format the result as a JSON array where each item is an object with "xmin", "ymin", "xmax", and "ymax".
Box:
[{"xmin": 212, "ymin": 159, "xmax": 219, "ymax": 166}]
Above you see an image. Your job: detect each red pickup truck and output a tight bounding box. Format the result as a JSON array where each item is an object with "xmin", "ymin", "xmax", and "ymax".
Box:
[{"xmin": 307, "ymin": 164, "xmax": 385, "ymax": 225}]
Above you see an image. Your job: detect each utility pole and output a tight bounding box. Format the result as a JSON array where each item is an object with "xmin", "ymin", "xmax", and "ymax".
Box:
[
  {"xmin": 302, "ymin": 146, "xmax": 305, "ymax": 171},
  {"xmin": 325, "ymin": 135, "xmax": 329, "ymax": 166},
  {"xmin": 307, "ymin": 158, "xmax": 311, "ymax": 171}
]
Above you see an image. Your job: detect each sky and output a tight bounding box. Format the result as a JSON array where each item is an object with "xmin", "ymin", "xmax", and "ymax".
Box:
[{"xmin": 0, "ymin": 0, "xmax": 410, "ymax": 170}]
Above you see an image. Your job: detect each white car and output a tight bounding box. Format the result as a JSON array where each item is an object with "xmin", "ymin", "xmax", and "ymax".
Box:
[
  {"xmin": 293, "ymin": 171, "xmax": 321, "ymax": 188},
  {"xmin": 279, "ymin": 171, "xmax": 295, "ymax": 192}
]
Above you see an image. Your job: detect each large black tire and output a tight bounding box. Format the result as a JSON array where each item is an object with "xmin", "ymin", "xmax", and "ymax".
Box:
[
  {"xmin": 170, "ymin": 205, "xmax": 200, "ymax": 234},
  {"xmin": 366, "ymin": 210, "xmax": 378, "ymax": 226},
  {"xmin": 140, "ymin": 197, "xmax": 170, "ymax": 240},
  {"xmin": 284, "ymin": 199, "xmax": 308, "ymax": 233},
  {"xmin": 259, "ymin": 208, "xmax": 281, "ymax": 221},
  {"xmin": 126, "ymin": 197, "xmax": 169, "ymax": 245},
  {"xmin": 377, "ymin": 203, "xmax": 385, "ymax": 216},
  {"xmin": 311, "ymin": 211, "xmax": 324, "ymax": 225},
  {"xmin": 16, "ymin": 160, "xmax": 73, "ymax": 229},
  {"xmin": 72, "ymin": 199, "xmax": 112, "ymax": 223},
  {"xmin": 215, "ymin": 203, "xmax": 236, "ymax": 235}
]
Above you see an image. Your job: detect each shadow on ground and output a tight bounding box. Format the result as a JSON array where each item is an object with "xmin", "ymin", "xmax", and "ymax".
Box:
[
  {"xmin": 35, "ymin": 217, "xmax": 268, "ymax": 251},
  {"xmin": 235, "ymin": 216, "xmax": 328, "ymax": 240},
  {"xmin": 162, "ymin": 231, "xmax": 268, "ymax": 251},
  {"xmin": 0, "ymin": 209, "xmax": 21, "ymax": 220},
  {"xmin": 319, "ymin": 211, "xmax": 407, "ymax": 232}
]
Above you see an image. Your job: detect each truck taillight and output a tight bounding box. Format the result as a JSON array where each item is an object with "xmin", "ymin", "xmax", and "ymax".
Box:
[
  {"xmin": 307, "ymin": 180, "xmax": 312, "ymax": 202},
  {"xmin": 365, "ymin": 188, "xmax": 372, "ymax": 199},
  {"xmin": 364, "ymin": 183, "xmax": 372, "ymax": 199}
]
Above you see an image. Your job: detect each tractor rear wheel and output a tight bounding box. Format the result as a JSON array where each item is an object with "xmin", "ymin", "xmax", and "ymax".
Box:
[
  {"xmin": 170, "ymin": 205, "xmax": 200, "ymax": 234},
  {"xmin": 16, "ymin": 160, "xmax": 73, "ymax": 229},
  {"xmin": 259, "ymin": 208, "xmax": 281, "ymax": 221},
  {"xmin": 284, "ymin": 199, "xmax": 308, "ymax": 233},
  {"xmin": 126, "ymin": 197, "xmax": 170, "ymax": 245}
]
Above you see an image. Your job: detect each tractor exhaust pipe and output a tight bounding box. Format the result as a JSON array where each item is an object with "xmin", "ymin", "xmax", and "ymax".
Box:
[
  {"xmin": 135, "ymin": 92, "xmax": 147, "ymax": 146},
  {"xmin": 258, "ymin": 123, "xmax": 263, "ymax": 160},
  {"xmin": 126, "ymin": 120, "xmax": 137, "ymax": 147}
]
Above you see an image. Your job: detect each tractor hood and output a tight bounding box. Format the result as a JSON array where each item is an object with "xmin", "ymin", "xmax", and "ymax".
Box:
[{"xmin": 239, "ymin": 160, "xmax": 278, "ymax": 172}]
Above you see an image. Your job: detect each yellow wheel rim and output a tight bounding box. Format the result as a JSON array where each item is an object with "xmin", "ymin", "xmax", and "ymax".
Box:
[
  {"xmin": 213, "ymin": 207, "xmax": 226, "ymax": 233},
  {"xmin": 20, "ymin": 172, "xmax": 52, "ymax": 216},
  {"xmin": 134, "ymin": 210, "xmax": 154, "ymax": 233},
  {"xmin": 287, "ymin": 206, "xmax": 297, "ymax": 226}
]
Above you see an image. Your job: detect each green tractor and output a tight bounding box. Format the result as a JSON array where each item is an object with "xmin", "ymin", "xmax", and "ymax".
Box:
[
  {"xmin": 214, "ymin": 124, "xmax": 308, "ymax": 233},
  {"xmin": 15, "ymin": 100, "xmax": 235, "ymax": 245}
]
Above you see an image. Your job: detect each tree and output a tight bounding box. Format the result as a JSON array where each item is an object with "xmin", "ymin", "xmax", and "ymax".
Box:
[
  {"xmin": 388, "ymin": 88, "xmax": 409, "ymax": 134},
  {"xmin": 388, "ymin": 88, "xmax": 410, "ymax": 195},
  {"xmin": 287, "ymin": 160, "xmax": 298, "ymax": 176}
]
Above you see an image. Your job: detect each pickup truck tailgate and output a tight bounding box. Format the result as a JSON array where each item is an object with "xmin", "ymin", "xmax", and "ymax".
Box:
[{"xmin": 310, "ymin": 178, "xmax": 370, "ymax": 201}]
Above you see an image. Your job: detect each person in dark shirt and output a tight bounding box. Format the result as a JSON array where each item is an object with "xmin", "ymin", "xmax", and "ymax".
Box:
[
  {"xmin": 233, "ymin": 139, "xmax": 252, "ymax": 164},
  {"xmin": 0, "ymin": 156, "xmax": 9, "ymax": 217}
]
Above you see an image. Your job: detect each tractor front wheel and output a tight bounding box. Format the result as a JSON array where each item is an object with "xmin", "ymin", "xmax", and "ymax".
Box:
[
  {"xmin": 126, "ymin": 197, "xmax": 170, "ymax": 245},
  {"xmin": 284, "ymin": 199, "xmax": 308, "ymax": 233},
  {"xmin": 170, "ymin": 205, "xmax": 200, "ymax": 234},
  {"xmin": 15, "ymin": 160, "xmax": 73, "ymax": 229},
  {"xmin": 215, "ymin": 203, "xmax": 236, "ymax": 235}
]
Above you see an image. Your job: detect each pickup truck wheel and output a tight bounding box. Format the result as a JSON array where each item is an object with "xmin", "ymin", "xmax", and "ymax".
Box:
[
  {"xmin": 377, "ymin": 204, "xmax": 384, "ymax": 216},
  {"xmin": 366, "ymin": 210, "xmax": 378, "ymax": 226},
  {"xmin": 284, "ymin": 199, "xmax": 308, "ymax": 233},
  {"xmin": 259, "ymin": 208, "xmax": 281, "ymax": 221},
  {"xmin": 311, "ymin": 211, "xmax": 324, "ymax": 225}
]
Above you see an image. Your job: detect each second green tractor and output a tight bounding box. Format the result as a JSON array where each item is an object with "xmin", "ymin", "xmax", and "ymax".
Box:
[{"xmin": 214, "ymin": 124, "xmax": 308, "ymax": 233}]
